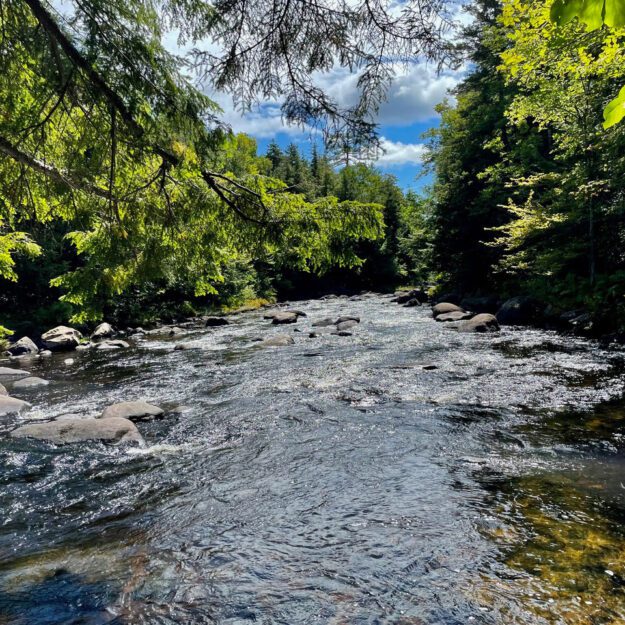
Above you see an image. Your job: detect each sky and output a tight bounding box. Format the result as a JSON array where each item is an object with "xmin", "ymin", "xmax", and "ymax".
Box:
[{"xmin": 211, "ymin": 62, "xmax": 463, "ymax": 192}]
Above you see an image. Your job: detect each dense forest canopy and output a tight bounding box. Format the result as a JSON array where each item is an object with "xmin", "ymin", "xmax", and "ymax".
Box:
[{"xmin": 3, "ymin": 0, "xmax": 625, "ymax": 338}]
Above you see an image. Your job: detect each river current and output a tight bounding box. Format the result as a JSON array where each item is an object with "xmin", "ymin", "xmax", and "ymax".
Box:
[{"xmin": 1, "ymin": 293, "xmax": 625, "ymax": 624}]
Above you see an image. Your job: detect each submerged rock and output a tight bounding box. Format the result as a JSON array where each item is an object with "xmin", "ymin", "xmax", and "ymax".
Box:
[
  {"xmin": 0, "ymin": 395, "xmax": 31, "ymax": 416},
  {"xmin": 312, "ymin": 318, "xmax": 335, "ymax": 327},
  {"xmin": 458, "ymin": 313, "xmax": 500, "ymax": 333},
  {"xmin": 336, "ymin": 319, "xmax": 358, "ymax": 331},
  {"xmin": 91, "ymin": 322, "xmax": 114, "ymax": 340},
  {"xmin": 93, "ymin": 340, "xmax": 130, "ymax": 350},
  {"xmin": 0, "ymin": 367, "xmax": 30, "ymax": 379},
  {"xmin": 12, "ymin": 376, "xmax": 49, "ymax": 390},
  {"xmin": 100, "ymin": 401, "xmax": 164, "ymax": 421},
  {"xmin": 272, "ymin": 312, "xmax": 298, "ymax": 325},
  {"xmin": 331, "ymin": 331, "xmax": 353, "ymax": 337},
  {"xmin": 432, "ymin": 302, "xmax": 464, "ymax": 318},
  {"xmin": 41, "ymin": 326, "xmax": 82, "ymax": 351},
  {"xmin": 10, "ymin": 417, "xmax": 143, "ymax": 445},
  {"xmin": 205, "ymin": 316, "xmax": 230, "ymax": 327},
  {"xmin": 261, "ymin": 335, "xmax": 295, "ymax": 347},
  {"xmin": 7, "ymin": 336, "xmax": 38, "ymax": 356}
]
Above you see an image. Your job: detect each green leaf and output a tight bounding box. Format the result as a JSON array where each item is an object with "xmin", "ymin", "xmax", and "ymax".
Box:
[
  {"xmin": 603, "ymin": 84, "xmax": 625, "ymax": 128},
  {"xmin": 550, "ymin": 0, "xmax": 625, "ymax": 29}
]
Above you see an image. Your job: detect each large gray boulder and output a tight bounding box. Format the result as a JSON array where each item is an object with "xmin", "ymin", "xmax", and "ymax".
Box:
[
  {"xmin": 41, "ymin": 326, "xmax": 82, "ymax": 351},
  {"xmin": 458, "ymin": 313, "xmax": 500, "ymax": 333},
  {"xmin": 0, "ymin": 367, "xmax": 30, "ymax": 379},
  {"xmin": 272, "ymin": 312, "xmax": 299, "ymax": 325},
  {"xmin": 91, "ymin": 322, "xmax": 114, "ymax": 340},
  {"xmin": 261, "ymin": 335, "xmax": 295, "ymax": 347},
  {"xmin": 433, "ymin": 302, "xmax": 465, "ymax": 318},
  {"xmin": 496, "ymin": 296, "xmax": 543, "ymax": 326},
  {"xmin": 0, "ymin": 396, "xmax": 31, "ymax": 416},
  {"xmin": 10, "ymin": 417, "xmax": 144, "ymax": 445},
  {"xmin": 100, "ymin": 401, "xmax": 164, "ymax": 421},
  {"xmin": 436, "ymin": 311, "xmax": 474, "ymax": 322},
  {"xmin": 12, "ymin": 376, "xmax": 49, "ymax": 390},
  {"xmin": 7, "ymin": 336, "xmax": 38, "ymax": 356}
]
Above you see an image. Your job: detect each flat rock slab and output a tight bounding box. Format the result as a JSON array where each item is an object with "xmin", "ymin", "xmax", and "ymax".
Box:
[
  {"xmin": 100, "ymin": 401, "xmax": 164, "ymax": 421},
  {"xmin": 10, "ymin": 417, "xmax": 143, "ymax": 445},
  {"xmin": 12, "ymin": 376, "xmax": 49, "ymax": 390},
  {"xmin": 94, "ymin": 340, "xmax": 130, "ymax": 350},
  {"xmin": 0, "ymin": 396, "xmax": 31, "ymax": 416},
  {"xmin": 261, "ymin": 335, "xmax": 295, "ymax": 347},
  {"xmin": 0, "ymin": 367, "xmax": 30, "ymax": 379},
  {"xmin": 436, "ymin": 311, "xmax": 474, "ymax": 322}
]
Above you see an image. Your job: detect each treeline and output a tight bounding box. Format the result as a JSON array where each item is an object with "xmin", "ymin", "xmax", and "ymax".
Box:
[
  {"xmin": 425, "ymin": 0, "xmax": 625, "ymax": 332},
  {"xmin": 0, "ymin": 133, "xmax": 428, "ymax": 336}
]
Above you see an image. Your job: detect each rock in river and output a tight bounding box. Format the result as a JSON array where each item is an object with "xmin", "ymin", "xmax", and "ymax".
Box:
[
  {"xmin": 91, "ymin": 322, "xmax": 114, "ymax": 340},
  {"xmin": 0, "ymin": 367, "xmax": 30, "ymax": 380},
  {"xmin": 10, "ymin": 417, "xmax": 144, "ymax": 445},
  {"xmin": 93, "ymin": 340, "xmax": 130, "ymax": 350},
  {"xmin": 100, "ymin": 401, "xmax": 164, "ymax": 421},
  {"xmin": 312, "ymin": 318, "xmax": 335, "ymax": 327},
  {"xmin": 0, "ymin": 396, "xmax": 31, "ymax": 416},
  {"xmin": 0, "ymin": 383, "xmax": 6, "ymax": 395},
  {"xmin": 336, "ymin": 316, "xmax": 360, "ymax": 324},
  {"xmin": 12, "ymin": 376, "xmax": 49, "ymax": 390},
  {"xmin": 7, "ymin": 336, "xmax": 38, "ymax": 356},
  {"xmin": 436, "ymin": 311, "xmax": 474, "ymax": 322},
  {"xmin": 272, "ymin": 312, "xmax": 299, "ymax": 325},
  {"xmin": 432, "ymin": 302, "xmax": 465, "ymax": 318},
  {"xmin": 336, "ymin": 319, "xmax": 358, "ymax": 331},
  {"xmin": 205, "ymin": 316, "xmax": 230, "ymax": 327},
  {"xmin": 261, "ymin": 335, "xmax": 295, "ymax": 347},
  {"xmin": 458, "ymin": 313, "xmax": 500, "ymax": 333},
  {"xmin": 41, "ymin": 326, "xmax": 82, "ymax": 351},
  {"xmin": 496, "ymin": 296, "xmax": 543, "ymax": 326}
]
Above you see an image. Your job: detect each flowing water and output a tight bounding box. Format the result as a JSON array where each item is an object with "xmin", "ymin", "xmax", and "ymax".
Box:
[{"xmin": 1, "ymin": 294, "xmax": 625, "ymax": 624}]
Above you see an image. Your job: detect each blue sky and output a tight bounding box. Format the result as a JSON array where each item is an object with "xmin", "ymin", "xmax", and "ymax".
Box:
[{"xmin": 210, "ymin": 62, "xmax": 463, "ymax": 193}]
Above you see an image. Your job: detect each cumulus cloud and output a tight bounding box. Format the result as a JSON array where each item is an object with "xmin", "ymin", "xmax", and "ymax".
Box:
[{"xmin": 373, "ymin": 138, "xmax": 427, "ymax": 166}]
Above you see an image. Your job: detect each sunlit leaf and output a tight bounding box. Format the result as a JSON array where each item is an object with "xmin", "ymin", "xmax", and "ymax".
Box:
[
  {"xmin": 603, "ymin": 84, "xmax": 625, "ymax": 128},
  {"xmin": 550, "ymin": 0, "xmax": 625, "ymax": 29}
]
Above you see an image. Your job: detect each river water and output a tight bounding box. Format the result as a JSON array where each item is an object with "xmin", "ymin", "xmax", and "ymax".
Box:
[{"xmin": 1, "ymin": 293, "xmax": 625, "ymax": 624}]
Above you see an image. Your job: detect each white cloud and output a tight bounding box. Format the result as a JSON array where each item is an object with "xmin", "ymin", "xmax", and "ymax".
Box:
[{"xmin": 373, "ymin": 137, "xmax": 427, "ymax": 166}]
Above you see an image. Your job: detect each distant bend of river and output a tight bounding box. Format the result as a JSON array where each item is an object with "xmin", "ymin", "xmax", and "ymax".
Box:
[{"xmin": 1, "ymin": 293, "xmax": 625, "ymax": 625}]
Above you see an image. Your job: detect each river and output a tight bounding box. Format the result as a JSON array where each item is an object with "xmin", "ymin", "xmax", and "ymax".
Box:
[{"xmin": 1, "ymin": 293, "xmax": 624, "ymax": 624}]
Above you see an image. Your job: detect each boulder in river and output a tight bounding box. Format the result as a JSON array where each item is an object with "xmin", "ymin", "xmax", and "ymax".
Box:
[
  {"xmin": 100, "ymin": 401, "xmax": 164, "ymax": 422},
  {"xmin": 10, "ymin": 417, "xmax": 144, "ymax": 445},
  {"xmin": 458, "ymin": 313, "xmax": 500, "ymax": 333},
  {"xmin": 272, "ymin": 312, "xmax": 299, "ymax": 325},
  {"xmin": 336, "ymin": 320, "xmax": 358, "ymax": 331},
  {"xmin": 91, "ymin": 322, "xmax": 114, "ymax": 340},
  {"xmin": 7, "ymin": 336, "xmax": 38, "ymax": 356},
  {"xmin": 436, "ymin": 311, "xmax": 474, "ymax": 322},
  {"xmin": 496, "ymin": 296, "xmax": 543, "ymax": 326},
  {"xmin": 205, "ymin": 316, "xmax": 230, "ymax": 327},
  {"xmin": 0, "ymin": 367, "xmax": 30, "ymax": 379},
  {"xmin": 261, "ymin": 335, "xmax": 295, "ymax": 347},
  {"xmin": 460, "ymin": 296, "xmax": 499, "ymax": 315},
  {"xmin": 41, "ymin": 326, "xmax": 82, "ymax": 351},
  {"xmin": 12, "ymin": 376, "xmax": 49, "ymax": 390},
  {"xmin": 0, "ymin": 396, "xmax": 31, "ymax": 416},
  {"xmin": 312, "ymin": 318, "xmax": 335, "ymax": 327},
  {"xmin": 93, "ymin": 340, "xmax": 130, "ymax": 350},
  {"xmin": 39, "ymin": 350, "xmax": 52, "ymax": 358},
  {"xmin": 432, "ymin": 302, "xmax": 465, "ymax": 318},
  {"xmin": 336, "ymin": 316, "xmax": 360, "ymax": 324}
]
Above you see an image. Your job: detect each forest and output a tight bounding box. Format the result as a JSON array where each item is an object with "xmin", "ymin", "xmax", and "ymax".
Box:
[{"xmin": 2, "ymin": 0, "xmax": 625, "ymax": 338}]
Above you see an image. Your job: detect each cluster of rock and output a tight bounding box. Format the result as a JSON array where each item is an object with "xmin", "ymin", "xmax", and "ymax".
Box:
[
  {"xmin": 432, "ymin": 303, "xmax": 501, "ymax": 333},
  {"xmin": 390, "ymin": 288, "xmax": 429, "ymax": 307},
  {"xmin": 5, "ymin": 322, "xmax": 128, "ymax": 359},
  {"xmin": 7, "ymin": 393, "xmax": 164, "ymax": 445}
]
